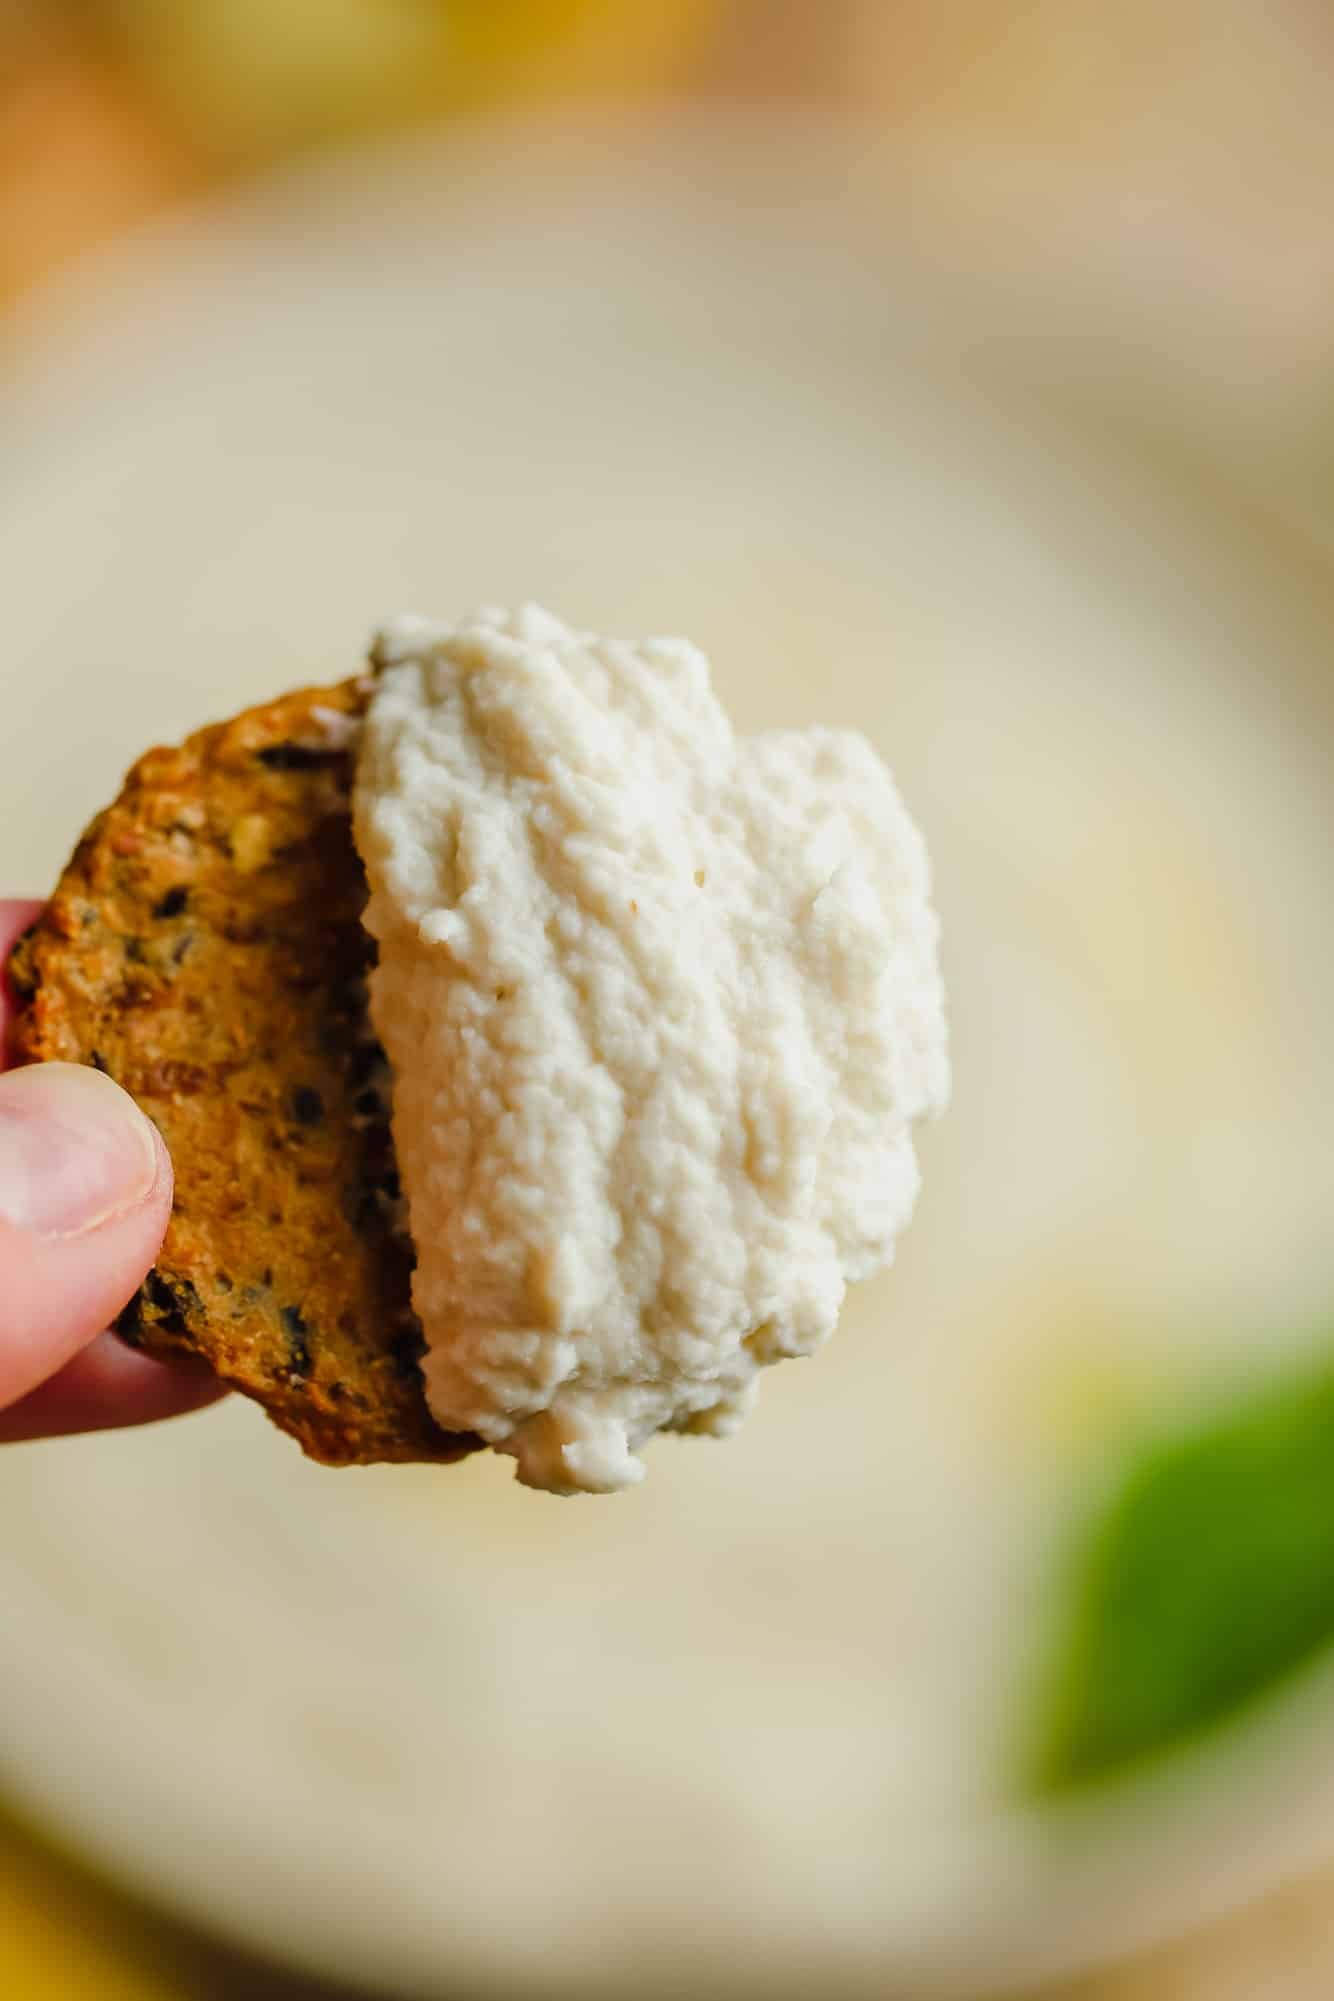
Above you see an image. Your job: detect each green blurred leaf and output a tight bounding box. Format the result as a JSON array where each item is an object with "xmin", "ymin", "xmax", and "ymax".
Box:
[{"xmin": 1026, "ymin": 1345, "xmax": 1334, "ymax": 1796}]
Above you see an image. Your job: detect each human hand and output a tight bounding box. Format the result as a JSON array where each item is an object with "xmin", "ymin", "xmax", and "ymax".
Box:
[{"xmin": 0, "ymin": 899, "xmax": 224, "ymax": 1442}]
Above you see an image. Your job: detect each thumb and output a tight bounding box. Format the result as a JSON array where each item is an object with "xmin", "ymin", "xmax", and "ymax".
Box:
[{"xmin": 0, "ymin": 1063, "xmax": 172, "ymax": 1408}]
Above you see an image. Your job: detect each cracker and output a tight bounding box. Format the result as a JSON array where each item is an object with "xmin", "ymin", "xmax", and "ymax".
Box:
[{"xmin": 6, "ymin": 680, "xmax": 476, "ymax": 1467}]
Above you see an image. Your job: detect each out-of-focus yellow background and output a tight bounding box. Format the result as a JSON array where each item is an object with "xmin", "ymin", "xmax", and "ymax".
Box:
[{"xmin": 4, "ymin": 6, "xmax": 1334, "ymax": 1998}]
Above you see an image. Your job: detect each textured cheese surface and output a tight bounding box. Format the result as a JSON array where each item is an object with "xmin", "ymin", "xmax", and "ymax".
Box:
[{"xmin": 354, "ymin": 606, "xmax": 948, "ymax": 1492}]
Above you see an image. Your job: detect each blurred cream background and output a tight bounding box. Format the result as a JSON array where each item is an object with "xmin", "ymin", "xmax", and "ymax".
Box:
[{"xmin": 2, "ymin": 5, "xmax": 1334, "ymax": 1999}]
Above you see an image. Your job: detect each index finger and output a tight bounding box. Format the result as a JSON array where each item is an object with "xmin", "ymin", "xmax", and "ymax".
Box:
[{"xmin": 1, "ymin": 900, "xmax": 44, "ymax": 1071}]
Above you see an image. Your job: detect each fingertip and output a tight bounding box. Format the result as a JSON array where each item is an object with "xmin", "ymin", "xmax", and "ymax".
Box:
[
  {"xmin": 0, "ymin": 1334, "xmax": 227, "ymax": 1444},
  {"xmin": 0, "ymin": 1066, "xmax": 174, "ymax": 1406},
  {"xmin": 0, "ymin": 907, "xmax": 185, "ymax": 1420}
]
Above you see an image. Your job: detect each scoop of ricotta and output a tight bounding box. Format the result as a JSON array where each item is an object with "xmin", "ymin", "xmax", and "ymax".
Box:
[{"xmin": 353, "ymin": 606, "xmax": 948, "ymax": 1493}]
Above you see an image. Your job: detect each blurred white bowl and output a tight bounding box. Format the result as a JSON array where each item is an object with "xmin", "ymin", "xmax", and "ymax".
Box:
[{"xmin": 1, "ymin": 111, "xmax": 1332, "ymax": 1998}]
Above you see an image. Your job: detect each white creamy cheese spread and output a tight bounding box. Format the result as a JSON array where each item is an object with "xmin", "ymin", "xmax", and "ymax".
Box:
[{"xmin": 353, "ymin": 606, "xmax": 948, "ymax": 1493}]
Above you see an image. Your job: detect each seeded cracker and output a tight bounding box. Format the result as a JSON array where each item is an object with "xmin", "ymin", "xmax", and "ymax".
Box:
[{"xmin": 5, "ymin": 680, "xmax": 476, "ymax": 1467}]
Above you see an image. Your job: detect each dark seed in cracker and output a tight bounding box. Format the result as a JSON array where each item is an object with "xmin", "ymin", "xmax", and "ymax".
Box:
[
  {"xmin": 281, "ymin": 1305, "xmax": 313, "ymax": 1376},
  {"xmin": 256, "ymin": 743, "xmax": 347, "ymax": 772}
]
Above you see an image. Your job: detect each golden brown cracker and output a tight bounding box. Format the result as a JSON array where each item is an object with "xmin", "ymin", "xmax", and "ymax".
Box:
[{"xmin": 6, "ymin": 681, "xmax": 476, "ymax": 1467}]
